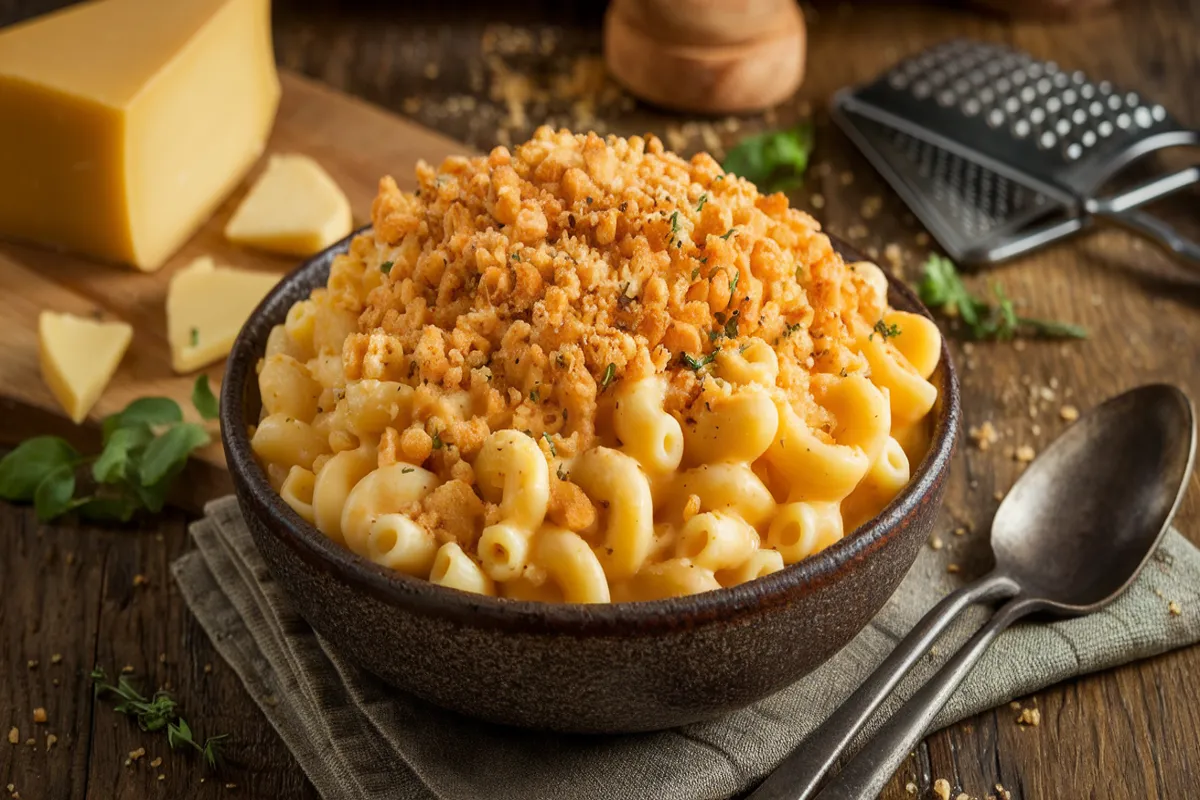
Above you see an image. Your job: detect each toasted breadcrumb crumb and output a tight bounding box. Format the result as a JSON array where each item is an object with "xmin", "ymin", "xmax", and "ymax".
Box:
[
  {"xmin": 968, "ymin": 421, "xmax": 999, "ymax": 451},
  {"xmin": 7, "ymin": 727, "xmax": 17, "ymax": 745},
  {"xmin": 26, "ymin": 660, "xmax": 37, "ymax": 670},
  {"xmin": 1169, "ymin": 601, "xmax": 1182, "ymax": 616},
  {"xmin": 947, "ymin": 563, "xmax": 961, "ymax": 574},
  {"xmin": 929, "ymin": 535, "xmax": 944, "ymax": 550},
  {"xmin": 32, "ymin": 708, "xmax": 46, "ymax": 724},
  {"xmin": 45, "ymin": 734, "xmax": 57, "ymax": 751},
  {"xmin": 121, "ymin": 665, "xmax": 135, "ymax": 674},
  {"xmin": 151, "ymin": 757, "xmax": 163, "ymax": 768},
  {"xmin": 1017, "ymin": 707, "xmax": 1041, "ymax": 726},
  {"xmin": 905, "ymin": 782, "xmax": 917, "ymax": 794},
  {"xmin": 933, "ymin": 778, "xmax": 952, "ymax": 800},
  {"xmin": 1059, "ymin": 404, "xmax": 1080, "ymax": 422},
  {"xmin": 1015, "ymin": 445, "xmax": 1035, "ymax": 463},
  {"xmin": 133, "ymin": 574, "xmax": 149, "ymax": 587},
  {"xmin": 129, "ymin": 747, "xmax": 146, "ymax": 762},
  {"xmin": 50, "ymin": 654, "xmax": 62, "ymax": 665}
]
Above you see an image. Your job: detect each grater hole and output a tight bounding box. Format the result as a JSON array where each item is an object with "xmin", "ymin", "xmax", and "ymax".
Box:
[
  {"xmin": 1134, "ymin": 107, "xmax": 1154, "ymax": 128},
  {"xmin": 1152, "ymin": 104, "xmax": 1167, "ymax": 121}
]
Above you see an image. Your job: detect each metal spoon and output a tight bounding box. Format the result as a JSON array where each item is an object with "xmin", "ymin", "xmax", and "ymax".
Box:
[{"xmin": 750, "ymin": 384, "xmax": 1196, "ymax": 800}]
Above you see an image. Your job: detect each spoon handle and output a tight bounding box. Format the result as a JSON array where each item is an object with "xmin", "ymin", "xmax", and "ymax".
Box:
[
  {"xmin": 747, "ymin": 571, "xmax": 1019, "ymax": 800},
  {"xmin": 813, "ymin": 596, "xmax": 1039, "ymax": 800}
]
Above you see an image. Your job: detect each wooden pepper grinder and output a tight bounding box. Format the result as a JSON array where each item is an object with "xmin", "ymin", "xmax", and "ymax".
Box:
[{"xmin": 603, "ymin": 0, "xmax": 806, "ymax": 115}]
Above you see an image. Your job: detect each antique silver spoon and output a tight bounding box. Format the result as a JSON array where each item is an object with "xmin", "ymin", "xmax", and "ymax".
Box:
[{"xmin": 750, "ymin": 384, "xmax": 1196, "ymax": 800}]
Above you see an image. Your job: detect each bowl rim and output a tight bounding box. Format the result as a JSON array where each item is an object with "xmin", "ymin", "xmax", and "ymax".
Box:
[{"xmin": 221, "ymin": 229, "xmax": 961, "ymax": 636}]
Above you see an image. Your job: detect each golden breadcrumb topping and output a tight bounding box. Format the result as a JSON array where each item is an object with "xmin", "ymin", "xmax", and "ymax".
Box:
[{"xmin": 320, "ymin": 127, "xmax": 887, "ymax": 498}]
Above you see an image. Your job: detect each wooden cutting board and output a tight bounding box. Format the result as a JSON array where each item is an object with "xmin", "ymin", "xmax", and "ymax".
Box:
[{"xmin": 0, "ymin": 71, "xmax": 469, "ymax": 511}]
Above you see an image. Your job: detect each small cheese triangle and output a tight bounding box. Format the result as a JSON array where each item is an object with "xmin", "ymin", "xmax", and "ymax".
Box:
[
  {"xmin": 38, "ymin": 312, "xmax": 133, "ymax": 424},
  {"xmin": 167, "ymin": 256, "xmax": 280, "ymax": 373},
  {"xmin": 224, "ymin": 154, "xmax": 353, "ymax": 257}
]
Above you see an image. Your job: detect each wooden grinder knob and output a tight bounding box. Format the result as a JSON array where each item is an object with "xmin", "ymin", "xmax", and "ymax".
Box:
[{"xmin": 604, "ymin": 0, "xmax": 806, "ymax": 115}]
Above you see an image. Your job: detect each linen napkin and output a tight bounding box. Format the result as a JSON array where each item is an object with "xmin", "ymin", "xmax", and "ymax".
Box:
[{"xmin": 173, "ymin": 497, "xmax": 1200, "ymax": 800}]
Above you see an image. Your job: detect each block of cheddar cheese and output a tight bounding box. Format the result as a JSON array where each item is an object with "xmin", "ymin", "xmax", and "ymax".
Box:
[
  {"xmin": 0, "ymin": 0, "xmax": 280, "ymax": 271},
  {"xmin": 38, "ymin": 312, "xmax": 133, "ymax": 424}
]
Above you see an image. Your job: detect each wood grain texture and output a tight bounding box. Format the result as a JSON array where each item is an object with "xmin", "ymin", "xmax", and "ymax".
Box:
[{"xmin": 2, "ymin": 0, "xmax": 1199, "ymax": 798}]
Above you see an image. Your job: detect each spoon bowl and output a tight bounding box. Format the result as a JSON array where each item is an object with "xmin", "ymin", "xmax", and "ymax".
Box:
[{"xmin": 992, "ymin": 383, "xmax": 1196, "ymax": 612}]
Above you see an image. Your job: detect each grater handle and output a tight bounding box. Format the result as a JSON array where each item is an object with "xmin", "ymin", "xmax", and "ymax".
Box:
[
  {"xmin": 1091, "ymin": 208, "xmax": 1200, "ymax": 265},
  {"xmin": 1086, "ymin": 167, "xmax": 1200, "ymax": 265}
]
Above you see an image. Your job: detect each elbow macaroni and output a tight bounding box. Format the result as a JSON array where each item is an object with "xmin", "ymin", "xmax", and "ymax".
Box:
[{"xmin": 253, "ymin": 129, "xmax": 943, "ymax": 603}]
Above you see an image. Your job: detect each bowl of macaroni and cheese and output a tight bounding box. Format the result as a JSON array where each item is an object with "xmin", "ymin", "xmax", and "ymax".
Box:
[{"xmin": 221, "ymin": 128, "xmax": 960, "ymax": 733}]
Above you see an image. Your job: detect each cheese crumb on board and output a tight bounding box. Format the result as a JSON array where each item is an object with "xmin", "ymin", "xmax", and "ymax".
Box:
[
  {"xmin": 167, "ymin": 256, "xmax": 281, "ymax": 373},
  {"xmin": 224, "ymin": 154, "xmax": 353, "ymax": 257},
  {"xmin": 38, "ymin": 312, "xmax": 133, "ymax": 424},
  {"xmin": 0, "ymin": 0, "xmax": 280, "ymax": 271}
]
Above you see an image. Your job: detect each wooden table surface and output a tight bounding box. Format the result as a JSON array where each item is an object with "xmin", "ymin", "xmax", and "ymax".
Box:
[{"xmin": 3, "ymin": 1, "xmax": 1199, "ymax": 798}]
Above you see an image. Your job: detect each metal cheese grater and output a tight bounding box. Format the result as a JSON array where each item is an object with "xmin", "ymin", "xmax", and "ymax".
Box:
[{"xmin": 831, "ymin": 39, "xmax": 1200, "ymax": 264}]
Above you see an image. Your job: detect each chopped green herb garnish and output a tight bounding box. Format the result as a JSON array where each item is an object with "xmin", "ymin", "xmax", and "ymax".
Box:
[
  {"xmin": 870, "ymin": 319, "xmax": 901, "ymax": 341},
  {"xmin": 512, "ymin": 252, "xmax": 520, "ymax": 261},
  {"xmin": 431, "ymin": 430, "xmax": 444, "ymax": 450},
  {"xmin": 381, "ymin": 260, "xmax": 394, "ymax": 275},
  {"xmin": 724, "ymin": 309, "xmax": 740, "ymax": 339},
  {"xmin": 720, "ymin": 228, "xmax": 737, "ymax": 240},
  {"xmin": 669, "ymin": 210, "xmax": 681, "ymax": 235},
  {"xmin": 601, "ymin": 362, "xmax": 617, "ymax": 388},
  {"xmin": 721, "ymin": 122, "xmax": 814, "ymax": 193},
  {"xmin": 680, "ymin": 351, "xmax": 718, "ymax": 371},
  {"xmin": 783, "ymin": 321, "xmax": 803, "ymax": 338},
  {"xmin": 917, "ymin": 254, "xmax": 1087, "ymax": 340},
  {"xmin": 729, "ymin": 268, "xmax": 740, "ymax": 297},
  {"xmin": 530, "ymin": 389, "xmax": 540, "ymax": 403},
  {"xmin": 699, "ymin": 256, "xmax": 708, "ymax": 264},
  {"xmin": 402, "ymin": 467, "xmax": 414, "ymax": 474},
  {"xmin": 586, "ymin": 196, "xmax": 594, "ymax": 204},
  {"xmin": 189, "ymin": 328, "xmax": 199, "ymax": 347},
  {"xmin": 696, "ymin": 194, "xmax": 708, "ymax": 212},
  {"xmin": 556, "ymin": 464, "xmax": 568, "ymax": 481},
  {"xmin": 691, "ymin": 267, "xmax": 700, "ymax": 281},
  {"xmin": 542, "ymin": 432, "xmax": 557, "ymax": 457}
]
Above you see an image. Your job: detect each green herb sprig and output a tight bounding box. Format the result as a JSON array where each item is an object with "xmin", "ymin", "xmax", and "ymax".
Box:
[
  {"xmin": 721, "ymin": 123, "xmax": 815, "ymax": 193},
  {"xmin": 917, "ymin": 255, "xmax": 1087, "ymax": 340},
  {"xmin": 90, "ymin": 668, "xmax": 228, "ymax": 770},
  {"xmin": 0, "ymin": 376, "xmax": 218, "ymax": 522}
]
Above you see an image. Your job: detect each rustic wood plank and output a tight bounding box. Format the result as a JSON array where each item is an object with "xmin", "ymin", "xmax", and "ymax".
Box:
[{"xmin": 0, "ymin": 499, "xmax": 318, "ymax": 800}]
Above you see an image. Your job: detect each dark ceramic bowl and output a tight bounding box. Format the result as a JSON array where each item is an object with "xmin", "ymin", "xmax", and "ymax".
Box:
[{"xmin": 221, "ymin": 231, "xmax": 961, "ymax": 734}]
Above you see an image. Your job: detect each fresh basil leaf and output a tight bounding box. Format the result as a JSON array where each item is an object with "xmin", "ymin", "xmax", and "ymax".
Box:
[
  {"xmin": 34, "ymin": 464, "xmax": 76, "ymax": 522},
  {"xmin": 131, "ymin": 477, "xmax": 171, "ymax": 514},
  {"xmin": 92, "ymin": 424, "xmax": 154, "ymax": 485},
  {"xmin": 105, "ymin": 397, "xmax": 183, "ymax": 439},
  {"xmin": 76, "ymin": 495, "xmax": 141, "ymax": 523},
  {"xmin": 139, "ymin": 423, "xmax": 210, "ymax": 487},
  {"xmin": 0, "ymin": 437, "xmax": 79, "ymax": 501},
  {"xmin": 722, "ymin": 123, "xmax": 814, "ymax": 193},
  {"xmin": 191, "ymin": 375, "xmax": 219, "ymax": 421}
]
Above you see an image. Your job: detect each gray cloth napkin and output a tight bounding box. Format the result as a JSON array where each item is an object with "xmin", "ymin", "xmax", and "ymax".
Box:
[{"xmin": 172, "ymin": 497, "xmax": 1200, "ymax": 800}]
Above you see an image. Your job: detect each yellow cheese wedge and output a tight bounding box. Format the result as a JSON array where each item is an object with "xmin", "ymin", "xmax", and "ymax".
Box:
[
  {"xmin": 38, "ymin": 312, "xmax": 133, "ymax": 424},
  {"xmin": 0, "ymin": 0, "xmax": 280, "ymax": 271},
  {"xmin": 167, "ymin": 257, "xmax": 281, "ymax": 373},
  {"xmin": 225, "ymin": 154, "xmax": 354, "ymax": 257}
]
